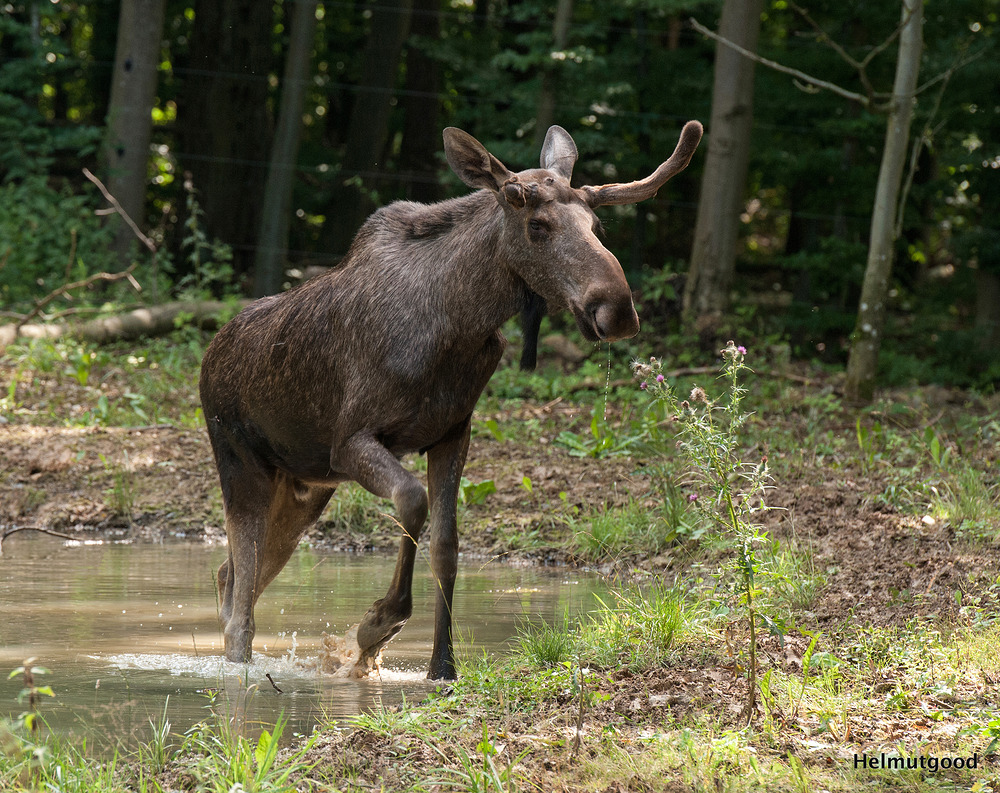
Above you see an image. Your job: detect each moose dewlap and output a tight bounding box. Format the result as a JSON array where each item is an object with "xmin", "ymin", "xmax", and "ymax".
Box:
[{"xmin": 199, "ymin": 120, "xmax": 703, "ymax": 680}]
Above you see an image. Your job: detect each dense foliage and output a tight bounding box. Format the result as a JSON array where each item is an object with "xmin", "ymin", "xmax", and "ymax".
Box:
[{"xmin": 0, "ymin": 0, "xmax": 997, "ymax": 387}]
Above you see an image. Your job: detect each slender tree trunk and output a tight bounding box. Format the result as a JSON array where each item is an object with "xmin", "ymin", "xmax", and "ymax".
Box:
[
  {"xmin": 398, "ymin": 0, "xmax": 442, "ymax": 204},
  {"xmin": 87, "ymin": 0, "xmax": 120, "ymax": 126},
  {"xmin": 175, "ymin": 0, "xmax": 274, "ymax": 284},
  {"xmin": 975, "ymin": 270, "xmax": 1000, "ymax": 354},
  {"xmin": 532, "ymin": 0, "xmax": 573, "ymax": 149},
  {"xmin": 100, "ymin": 0, "xmax": 166, "ymax": 268},
  {"xmin": 253, "ymin": 0, "xmax": 318, "ymax": 297},
  {"xmin": 629, "ymin": 9, "xmax": 650, "ymax": 272},
  {"xmin": 320, "ymin": 0, "xmax": 414, "ymax": 257},
  {"xmin": 683, "ymin": 0, "xmax": 763, "ymax": 327},
  {"xmin": 844, "ymin": 0, "xmax": 922, "ymax": 403}
]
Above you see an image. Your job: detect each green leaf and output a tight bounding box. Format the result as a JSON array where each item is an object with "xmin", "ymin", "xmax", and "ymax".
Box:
[{"xmin": 255, "ymin": 727, "xmax": 273, "ymax": 769}]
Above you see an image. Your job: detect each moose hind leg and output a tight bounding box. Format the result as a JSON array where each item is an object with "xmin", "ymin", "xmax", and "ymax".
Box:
[
  {"xmin": 259, "ymin": 473, "xmax": 334, "ymax": 592},
  {"xmin": 220, "ymin": 495, "xmax": 268, "ymax": 663},
  {"xmin": 220, "ymin": 472, "xmax": 334, "ymax": 663},
  {"xmin": 341, "ymin": 434, "xmax": 428, "ymax": 666}
]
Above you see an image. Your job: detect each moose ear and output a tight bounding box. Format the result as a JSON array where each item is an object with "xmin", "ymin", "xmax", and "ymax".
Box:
[
  {"xmin": 540, "ymin": 125, "xmax": 577, "ymax": 180},
  {"xmin": 443, "ymin": 127, "xmax": 514, "ymax": 192}
]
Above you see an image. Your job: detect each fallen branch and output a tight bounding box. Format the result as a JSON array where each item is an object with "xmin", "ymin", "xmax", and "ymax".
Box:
[
  {"xmin": 0, "ymin": 526, "xmax": 80, "ymax": 557},
  {"xmin": 15, "ymin": 264, "xmax": 141, "ymax": 331},
  {"xmin": 83, "ymin": 168, "xmax": 156, "ymax": 253}
]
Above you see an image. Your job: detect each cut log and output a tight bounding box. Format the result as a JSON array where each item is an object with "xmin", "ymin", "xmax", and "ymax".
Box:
[{"xmin": 0, "ymin": 300, "xmax": 247, "ymax": 352}]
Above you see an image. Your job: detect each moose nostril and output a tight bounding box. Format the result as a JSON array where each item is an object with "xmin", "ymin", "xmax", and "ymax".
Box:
[
  {"xmin": 591, "ymin": 300, "xmax": 639, "ymax": 342},
  {"xmin": 591, "ymin": 303, "xmax": 611, "ymax": 339}
]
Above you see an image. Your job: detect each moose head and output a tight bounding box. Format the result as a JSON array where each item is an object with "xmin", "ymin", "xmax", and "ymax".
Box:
[{"xmin": 444, "ymin": 120, "xmax": 703, "ymax": 354}]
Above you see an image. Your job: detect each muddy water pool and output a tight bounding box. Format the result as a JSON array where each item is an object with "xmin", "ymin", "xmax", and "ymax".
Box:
[{"xmin": 0, "ymin": 536, "xmax": 606, "ymax": 749}]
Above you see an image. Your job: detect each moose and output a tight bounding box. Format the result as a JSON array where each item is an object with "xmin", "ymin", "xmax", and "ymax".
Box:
[{"xmin": 199, "ymin": 119, "xmax": 703, "ymax": 680}]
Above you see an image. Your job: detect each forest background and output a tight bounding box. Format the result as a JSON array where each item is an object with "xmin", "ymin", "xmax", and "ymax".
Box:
[{"xmin": 0, "ymin": 0, "xmax": 997, "ymax": 396}]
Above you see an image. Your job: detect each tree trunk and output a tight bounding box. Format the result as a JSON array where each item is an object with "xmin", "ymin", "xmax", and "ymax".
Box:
[
  {"xmin": 629, "ymin": 9, "xmax": 650, "ymax": 273},
  {"xmin": 320, "ymin": 0, "xmax": 414, "ymax": 257},
  {"xmin": 398, "ymin": 0, "xmax": 442, "ymax": 204},
  {"xmin": 844, "ymin": 0, "xmax": 922, "ymax": 404},
  {"xmin": 87, "ymin": 0, "xmax": 120, "ymax": 126},
  {"xmin": 253, "ymin": 0, "xmax": 319, "ymax": 298},
  {"xmin": 532, "ymin": 0, "xmax": 574, "ymax": 149},
  {"xmin": 100, "ymin": 0, "xmax": 166, "ymax": 268},
  {"xmin": 683, "ymin": 0, "xmax": 763, "ymax": 328},
  {"xmin": 175, "ymin": 0, "xmax": 274, "ymax": 283},
  {"xmin": 975, "ymin": 269, "xmax": 1000, "ymax": 354}
]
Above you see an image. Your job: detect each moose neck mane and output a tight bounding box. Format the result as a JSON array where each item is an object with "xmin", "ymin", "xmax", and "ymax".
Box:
[{"xmin": 388, "ymin": 191, "xmax": 535, "ymax": 345}]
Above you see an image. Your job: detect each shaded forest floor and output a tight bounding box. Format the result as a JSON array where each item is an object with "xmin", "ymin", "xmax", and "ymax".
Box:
[{"xmin": 2, "ymin": 336, "xmax": 1000, "ymax": 791}]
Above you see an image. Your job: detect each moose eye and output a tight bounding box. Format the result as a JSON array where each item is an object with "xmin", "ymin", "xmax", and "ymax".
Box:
[{"xmin": 528, "ymin": 219, "xmax": 548, "ymax": 234}]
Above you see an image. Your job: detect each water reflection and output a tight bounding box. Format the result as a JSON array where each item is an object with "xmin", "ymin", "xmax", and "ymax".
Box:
[{"xmin": 0, "ymin": 536, "xmax": 604, "ymax": 749}]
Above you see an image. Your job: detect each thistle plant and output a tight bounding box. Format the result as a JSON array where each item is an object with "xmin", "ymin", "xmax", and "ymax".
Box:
[{"xmin": 633, "ymin": 341, "xmax": 771, "ymax": 725}]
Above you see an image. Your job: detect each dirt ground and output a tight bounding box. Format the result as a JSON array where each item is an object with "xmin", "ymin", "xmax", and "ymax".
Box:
[{"xmin": 1, "ymin": 393, "xmax": 996, "ymax": 633}]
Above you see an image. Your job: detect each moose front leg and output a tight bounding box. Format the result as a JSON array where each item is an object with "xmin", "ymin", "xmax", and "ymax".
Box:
[
  {"xmin": 425, "ymin": 417, "xmax": 472, "ymax": 680},
  {"xmin": 344, "ymin": 433, "xmax": 429, "ymax": 669}
]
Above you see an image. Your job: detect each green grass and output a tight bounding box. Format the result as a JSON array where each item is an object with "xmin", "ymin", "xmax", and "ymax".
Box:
[
  {"xmin": 2, "ymin": 331, "xmax": 208, "ymax": 428},
  {"xmin": 318, "ymin": 481, "xmax": 393, "ymax": 535},
  {"xmin": 0, "ymin": 693, "xmax": 319, "ymax": 793},
  {"xmin": 570, "ymin": 488, "xmax": 705, "ymax": 562}
]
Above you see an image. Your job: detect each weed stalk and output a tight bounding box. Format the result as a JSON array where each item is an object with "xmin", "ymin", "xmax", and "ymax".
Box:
[{"xmin": 634, "ymin": 341, "xmax": 772, "ymax": 726}]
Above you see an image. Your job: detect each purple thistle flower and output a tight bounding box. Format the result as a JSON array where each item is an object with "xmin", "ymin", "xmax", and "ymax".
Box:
[
  {"xmin": 688, "ymin": 493, "xmax": 698, "ymax": 502},
  {"xmin": 656, "ymin": 374, "xmax": 664, "ymax": 383},
  {"xmin": 640, "ymin": 381, "xmax": 648, "ymax": 390},
  {"xmin": 737, "ymin": 345, "xmax": 747, "ymax": 355}
]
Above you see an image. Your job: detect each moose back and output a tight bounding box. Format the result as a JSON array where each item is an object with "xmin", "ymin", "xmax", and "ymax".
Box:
[{"xmin": 199, "ymin": 120, "xmax": 703, "ymax": 679}]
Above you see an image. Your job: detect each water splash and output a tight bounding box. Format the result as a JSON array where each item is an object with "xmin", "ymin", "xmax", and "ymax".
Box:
[
  {"xmin": 313, "ymin": 624, "xmax": 382, "ymax": 678},
  {"xmin": 101, "ymin": 652, "xmax": 313, "ymax": 680}
]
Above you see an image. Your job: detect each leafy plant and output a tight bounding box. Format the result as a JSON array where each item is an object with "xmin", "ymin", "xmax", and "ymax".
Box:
[
  {"xmin": 179, "ymin": 708, "xmax": 316, "ymax": 793},
  {"xmin": 2, "ymin": 659, "xmax": 55, "ymax": 787},
  {"xmin": 460, "ymin": 477, "xmax": 497, "ymax": 506},
  {"xmin": 571, "ymin": 493, "xmax": 702, "ymax": 562},
  {"xmin": 8, "ymin": 659, "xmax": 54, "ymax": 736},
  {"xmin": 855, "ymin": 417, "xmax": 884, "ymax": 475},
  {"xmin": 99, "ymin": 452, "xmax": 136, "ymax": 522},
  {"xmin": 431, "ymin": 722, "xmax": 526, "ymax": 793},
  {"xmin": 555, "ymin": 403, "xmax": 641, "ymax": 458},
  {"xmin": 170, "ymin": 183, "xmax": 236, "ymax": 300},
  {"xmin": 0, "ymin": 179, "xmax": 114, "ymax": 307},
  {"xmin": 582, "ymin": 584, "xmax": 688, "ymax": 670},
  {"xmin": 634, "ymin": 342, "xmax": 774, "ymax": 724},
  {"xmin": 138, "ymin": 697, "xmax": 173, "ymax": 776},
  {"xmin": 517, "ymin": 614, "xmax": 578, "ymax": 668}
]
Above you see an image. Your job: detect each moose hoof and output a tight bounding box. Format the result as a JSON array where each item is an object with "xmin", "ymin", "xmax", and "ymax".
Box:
[
  {"xmin": 223, "ymin": 624, "xmax": 254, "ymax": 663},
  {"xmin": 356, "ymin": 600, "xmax": 408, "ymax": 660},
  {"xmin": 223, "ymin": 643, "xmax": 253, "ymax": 664}
]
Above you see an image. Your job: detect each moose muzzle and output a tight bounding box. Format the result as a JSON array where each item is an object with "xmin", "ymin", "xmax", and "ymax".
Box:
[{"xmin": 580, "ymin": 283, "xmax": 640, "ymax": 342}]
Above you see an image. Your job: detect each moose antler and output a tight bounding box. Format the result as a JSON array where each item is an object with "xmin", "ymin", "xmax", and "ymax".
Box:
[{"xmin": 583, "ymin": 120, "xmax": 703, "ymax": 207}]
